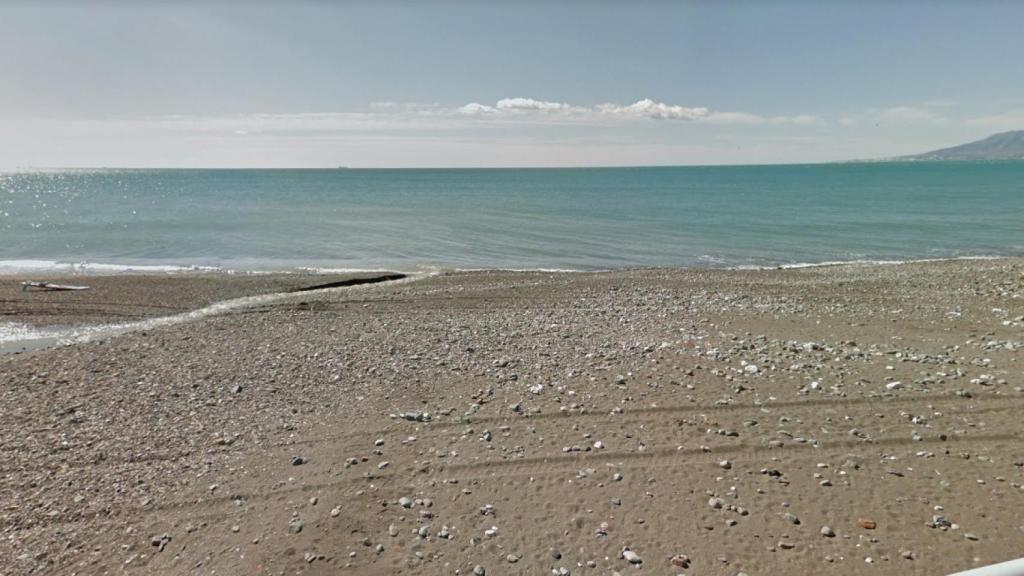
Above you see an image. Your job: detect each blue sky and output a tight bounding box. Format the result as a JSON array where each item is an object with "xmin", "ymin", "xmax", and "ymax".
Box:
[{"xmin": 2, "ymin": 1, "xmax": 1023, "ymax": 167}]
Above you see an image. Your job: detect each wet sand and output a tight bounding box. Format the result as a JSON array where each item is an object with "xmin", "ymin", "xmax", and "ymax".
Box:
[
  {"xmin": 1, "ymin": 259, "xmax": 1023, "ymax": 575},
  {"xmin": 0, "ymin": 272, "xmax": 397, "ymax": 327}
]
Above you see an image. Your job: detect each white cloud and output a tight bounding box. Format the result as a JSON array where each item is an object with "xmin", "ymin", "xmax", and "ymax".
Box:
[
  {"xmin": 460, "ymin": 97, "xmax": 711, "ymax": 120},
  {"xmin": 126, "ymin": 98, "xmax": 822, "ymax": 133},
  {"xmin": 459, "ymin": 102, "xmax": 496, "ymax": 115},
  {"xmin": 459, "ymin": 98, "xmax": 581, "ymax": 116},
  {"xmin": 455, "ymin": 97, "xmax": 818, "ymax": 125},
  {"xmin": 495, "ymin": 97, "xmax": 578, "ymax": 112},
  {"xmin": 596, "ymin": 99, "xmax": 710, "ymax": 121},
  {"xmin": 39, "ymin": 98, "xmax": 823, "ymax": 142}
]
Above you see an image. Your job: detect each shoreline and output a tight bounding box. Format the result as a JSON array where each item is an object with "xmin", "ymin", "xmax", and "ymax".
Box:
[
  {"xmin": 0, "ymin": 253, "xmax": 1017, "ymax": 278},
  {"xmin": 1, "ymin": 272, "xmax": 414, "ymax": 355},
  {"xmin": 3, "ymin": 257, "xmax": 1020, "ymax": 353},
  {"xmin": 0, "ymin": 271, "xmax": 412, "ymax": 328}
]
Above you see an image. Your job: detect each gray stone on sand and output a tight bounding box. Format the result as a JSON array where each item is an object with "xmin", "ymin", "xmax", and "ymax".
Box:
[{"xmin": 622, "ymin": 549, "xmax": 642, "ymax": 564}]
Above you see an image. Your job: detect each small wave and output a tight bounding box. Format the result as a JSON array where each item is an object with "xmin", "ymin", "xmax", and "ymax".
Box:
[
  {"xmin": 0, "ymin": 321, "xmax": 53, "ymax": 341},
  {"xmin": 0, "ymin": 253, "xmax": 1015, "ymax": 278},
  {"xmin": 0, "ymin": 260, "xmax": 224, "ymax": 275},
  {"xmin": 729, "ymin": 255, "xmax": 1006, "ymax": 271}
]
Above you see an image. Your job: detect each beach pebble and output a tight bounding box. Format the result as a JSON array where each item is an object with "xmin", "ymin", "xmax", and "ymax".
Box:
[
  {"xmin": 150, "ymin": 533, "xmax": 172, "ymax": 552},
  {"xmin": 288, "ymin": 519, "xmax": 303, "ymax": 534},
  {"xmin": 857, "ymin": 518, "xmax": 877, "ymax": 530},
  {"xmin": 622, "ymin": 549, "xmax": 642, "ymax": 564},
  {"xmin": 821, "ymin": 526, "xmax": 835, "ymax": 537},
  {"xmin": 330, "ymin": 507, "xmax": 341, "ymax": 517},
  {"xmin": 400, "ymin": 411, "xmax": 431, "ymax": 422},
  {"xmin": 473, "ymin": 565, "xmax": 486, "ymax": 576},
  {"xmin": 930, "ymin": 515, "xmax": 953, "ymax": 529},
  {"xmin": 670, "ymin": 554, "xmax": 691, "ymax": 568},
  {"xmin": 398, "ymin": 497, "xmax": 413, "ymax": 508}
]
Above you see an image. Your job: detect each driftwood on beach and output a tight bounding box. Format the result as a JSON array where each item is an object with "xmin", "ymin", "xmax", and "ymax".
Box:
[{"xmin": 20, "ymin": 281, "xmax": 91, "ymax": 292}]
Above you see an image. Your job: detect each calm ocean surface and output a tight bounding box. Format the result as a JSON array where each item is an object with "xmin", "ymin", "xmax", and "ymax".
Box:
[{"xmin": 1, "ymin": 163, "xmax": 1022, "ymax": 273}]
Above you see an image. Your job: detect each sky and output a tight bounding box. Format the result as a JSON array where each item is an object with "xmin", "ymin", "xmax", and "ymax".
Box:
[{"xmin": 2, "ymin": 0, "xmax": 1024, "ymax": 168}]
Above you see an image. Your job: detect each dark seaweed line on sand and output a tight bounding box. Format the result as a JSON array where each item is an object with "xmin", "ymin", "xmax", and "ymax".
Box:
[{"xmin": 291, "ymin": 273, "xmax": 407, "ymax": 292}]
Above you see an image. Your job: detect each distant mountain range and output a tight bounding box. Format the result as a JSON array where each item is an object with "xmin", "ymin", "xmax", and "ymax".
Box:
[{"xmin": 898, "ymin": 130, "xmax": 1024, "ymax": 161}]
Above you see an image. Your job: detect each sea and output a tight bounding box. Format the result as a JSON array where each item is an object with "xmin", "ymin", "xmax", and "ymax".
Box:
[{"xmin": 2, "ymin": 162, "xmax": 1023, "ymax": 274}]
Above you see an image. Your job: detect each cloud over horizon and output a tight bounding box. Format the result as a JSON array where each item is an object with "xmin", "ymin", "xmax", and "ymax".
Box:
[
  {"xmin": 3, "ymin": 95, "xmax": 1016, "ymax": 169},
  {"xmin": 456, "ymin": 97, "xmax": 817, "ymax": 125},
  {"xmin": 57, "ymin": 97, "xmax": 819, "ymax": 138}
]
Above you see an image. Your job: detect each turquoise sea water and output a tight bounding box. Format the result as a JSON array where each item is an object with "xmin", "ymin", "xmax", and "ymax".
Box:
[{"xmin": 1, "ymin": 162, "xmax": 1022, "ymax": 273}]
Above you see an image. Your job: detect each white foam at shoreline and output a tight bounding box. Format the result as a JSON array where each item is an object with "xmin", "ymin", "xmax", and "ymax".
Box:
[
  {"xmin": 728, "ymin": 255, "xmax": 1005, "ymax": 271},
  {"xmin": 0, "ymin": 272, "xmax": 428, "ymax": 353},
  {"xmin": 0, "ymin": 260, "xmax": 224, "ymax": 274},
  {"xmin": 0, "ymin": 322, "xmax": 52, "ymax": 342},
  {"xmin": 0, "ymin": 254, "xmax": 1014, "ymax": 279}
]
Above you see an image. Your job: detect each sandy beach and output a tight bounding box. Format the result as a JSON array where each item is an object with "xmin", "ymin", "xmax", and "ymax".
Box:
[{"xmin": 2, "ymin": 259, "xmax": 1023, "ymax": 575}]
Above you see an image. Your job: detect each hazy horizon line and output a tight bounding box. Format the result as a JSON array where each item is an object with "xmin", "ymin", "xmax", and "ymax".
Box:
[{"xmin": 10, "ymin": 158, "xmax": 999, "ymax": 172}]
